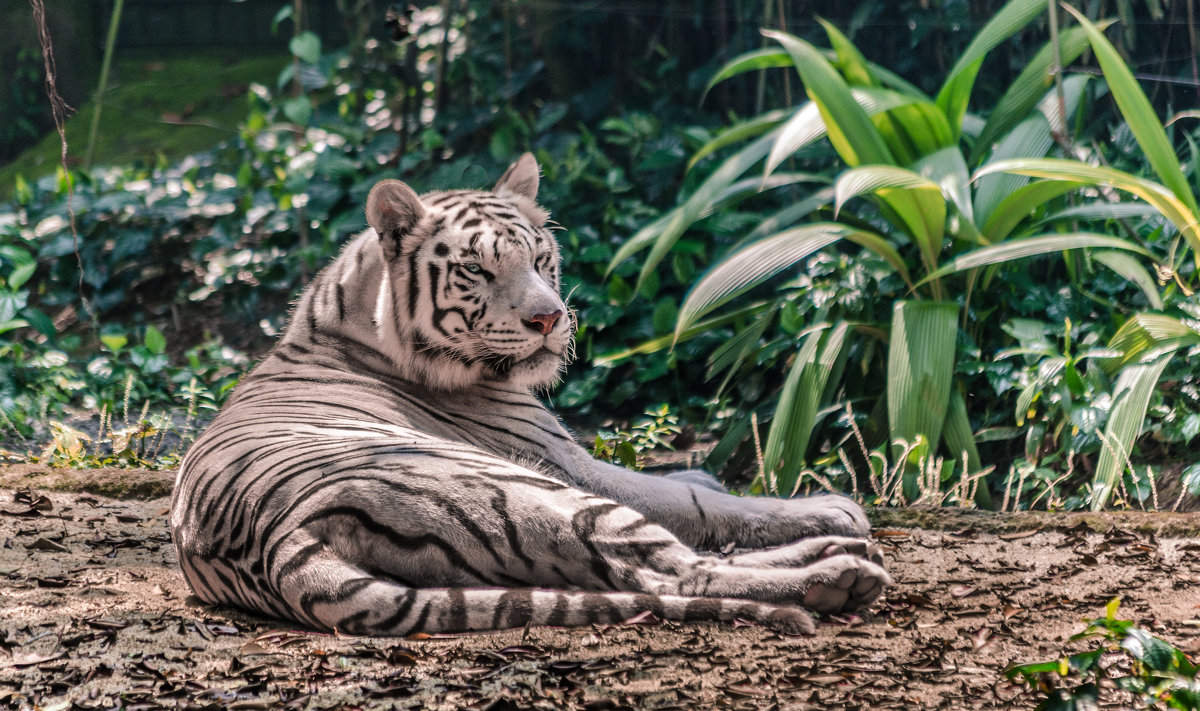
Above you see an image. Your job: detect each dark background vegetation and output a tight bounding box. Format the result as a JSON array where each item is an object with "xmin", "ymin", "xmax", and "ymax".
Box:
[{"xmin": 1, "ymin": 0, "xmax": 1199, "ymax": 510}]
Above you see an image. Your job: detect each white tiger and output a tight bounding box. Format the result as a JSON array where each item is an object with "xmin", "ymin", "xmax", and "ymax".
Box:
[{"xmin": 169, "ymin": 154, "xmax": 890, "ymax": 636}]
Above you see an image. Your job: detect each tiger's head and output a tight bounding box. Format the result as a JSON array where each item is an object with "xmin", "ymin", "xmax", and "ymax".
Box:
[{"xmin": 365, "ymin": 154, "xmax": 573, "ymax": 390}]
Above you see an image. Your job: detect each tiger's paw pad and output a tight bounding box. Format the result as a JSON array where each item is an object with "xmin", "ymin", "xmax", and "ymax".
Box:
[
  {"xmin": 818, "ymin": 537, "xmax": 885, "ymax": 566},
  {"xmin": 801, "ymin": 555, "xmax": 891, "ymax": 615}
]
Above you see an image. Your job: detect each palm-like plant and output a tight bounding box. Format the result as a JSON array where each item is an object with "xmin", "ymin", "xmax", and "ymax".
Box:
[{"xmin": 606, "ymin": 0, "xmax": 1200, "ymax": 508}]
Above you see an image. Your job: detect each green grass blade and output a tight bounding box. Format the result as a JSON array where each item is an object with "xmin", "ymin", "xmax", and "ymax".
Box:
[
  {"xmin": 936, "ymin": 0, "xmax": 1046, "ymax": 134},
  {"xmin": 887, "ymin": 300, "xmax": 960, "ymax": 499},
  {"xmin": 921, "ymin": 232, "xmax": 1153, "ymax": 283},
  {"xmin": 1062, "ymin": 5, "xmax": 1200, "ymax": 216},
  {"xmin": 765, "ymin": 321, "xmax": 852, "ymax": 495},
  {"xmin": 763, "ymin": 29, "xmax": 893, "ymax": 167},
  {"xmin": 1090, "ymin": 250, "xmax": 1164, "ymax": 310},
  {"xmin": 675, "ymin": 223, "xmax": 853, "ymax": 337}
]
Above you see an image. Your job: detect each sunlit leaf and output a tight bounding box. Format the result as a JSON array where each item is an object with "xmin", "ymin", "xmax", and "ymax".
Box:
[
  {"xmin": 1063, "ymin": 5, "xmax": 1199, "ymax": 216},
  {"xmin": 971, "ymin": 24, "xmax": 1096, "ymax": 162},
  {"xmin": 921, "ymin": 232, "xmax": 1153, "ymax": 283},
  {"xmin": 888, "ymin": 300, "xmax": 960, "ymax": 499},
  {"xmin": 676, "ymin": 224, "xmax": 861, "ymax": 337}
]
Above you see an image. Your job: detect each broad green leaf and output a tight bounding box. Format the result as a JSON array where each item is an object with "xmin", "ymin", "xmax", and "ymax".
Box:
[
  {"xmin": 973, "ymin": 115, "xmax": 1052, "ymax": 227},
  {"xmin": 764, "ymin": 29, "xmax": 893, "ymax": 167},
  {"xmin": 144, "ymin": 325, "xmax": 167, "ymax": 355},
  {"xmin": 882, "ymin": 102, "xmax": 956, "ymax": 158},
  {"xmin": 764, "ymin": 88, "xmax": 927, "ymax": 179},
  {"xmin": 911, "ymin": 146, "xmax": 974, "ymax": 224},
  {"xmin": 8, "ymin": 262, "xmax": 36, "ymax": 291},
  {"xmin": 1091, "ymin": 350, "xmax": 1176, "ymax": 509},
  {"xmin": 736, "ymin": 187, "xmax": 837, "ymax": 249},
  {"xmin": 819, "ymin": 19, "xmax": 877, "ymax": 87},
  {"xmin": 937, "ymin": 57, "xmax": 983, "ymax": 138},
  {"xmin": 1102, "ymin": 313, "xmax": 1200, "ymax": 371},
  {"xmin": 289, "ymin": 31, "xmax": 321, "ymax": 64},
  {"xmin": 971, "ymin": 24, "xmax": 1099, "ymax": 163},
  {"xmin": 936, "ymin": 0, "xmax": 1046, "ymax": 135},
  {"xmin": 687, "ymin": 110, "xmax": 789, "ymax": 173},
  {"xmin": 980, "ymin": 179, "xmax": 1084, "ymax": 242},
  {"xmin": 632, "ymin": 130, "xmax": 778, "ymax": 287},
  {"xmin": 887, "ymin": 300, "xmax": 960, "ymax": 499},
  {"xmin": 835, "ymin": 166, "xmax": 945, "ymax": 275},
  {"xmin": 703, "ymin": 48, "xmax": 793, "ymax": 99},
  {"xmin": 765, "ymin": 322, "xmax": 852, "ymax": 495},
  {"xmin": 1035, "ymin": 73, "xmax": 1091, "ymax": 140},
  {"xmin": 594, "ymin": 300, "xmax": 773, "ymax": 365},
  {"xmin": 101, "ymin": 333, "xmax": 128, "ymax": 353},
  {"xmin": 1036, "ymin": 201, "xmax": 1162, "ymax": 226},
  {"xmin": 975, "ymin": 158, "xmax": 1200, "ymax": 257},
  {"xmin": 942, "ymin": 388, "xmax": 992, "ymax": 508},
  {"xmin": 705, "ymin": 307, "xmax": 774, "ymax": 380},
  {"xmin": 676, "ymin": 224, "xmax": 859, "ymax": 336},
  {"xmin": 1090, "ymin": 251, "xmax": 1163, "ymax": 310},
  {"xmin": 921, "ymin": 232, "xmax": 1153, "ymax": 283},
  {"xmin": 1062, "ymin": 6, "xmax": 1199, "ymax": 216}
]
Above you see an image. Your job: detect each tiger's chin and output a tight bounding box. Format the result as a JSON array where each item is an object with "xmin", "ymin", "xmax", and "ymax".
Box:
[{"xmin": 489, "ymin": 347, "xmax": 566, "ymax": 389}]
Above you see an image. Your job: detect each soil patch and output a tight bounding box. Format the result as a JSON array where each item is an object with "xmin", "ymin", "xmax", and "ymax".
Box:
[{"xmin": 2, "ymin": 471, "xmax": 1199, "ymax": 709}]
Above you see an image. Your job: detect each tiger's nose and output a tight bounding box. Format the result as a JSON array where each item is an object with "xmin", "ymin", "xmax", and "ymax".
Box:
[{"xmin": 522, "ymin": 310, "xmax": 562, "ymax": 335}]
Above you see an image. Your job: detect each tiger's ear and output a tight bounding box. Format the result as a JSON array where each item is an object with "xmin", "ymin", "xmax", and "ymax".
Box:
[
  {"xmin": 494, "ymin": 153, "xmax": 539, "ymax": 202},
  {"xmin": 493, "ymin": 153, "xmax": 548, "ymax": 226},
  {"xmin": 366, "ymin": 179, "xmax": 426, "ymax": 259}
]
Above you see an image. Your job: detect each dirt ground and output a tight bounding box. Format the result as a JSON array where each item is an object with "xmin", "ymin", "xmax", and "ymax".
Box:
[{"xmin": 3, "ymin": 466, "xmax": 1200, "ymax": 710}]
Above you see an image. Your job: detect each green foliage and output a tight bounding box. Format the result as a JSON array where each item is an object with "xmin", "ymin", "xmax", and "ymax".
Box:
[
  {"xmin": 1007, "ymin": 599, "xmax": 1200, "ymax": 710},
  {"xmin": 608, "ymin": 1, "xmax": 1200, "ymax": 505},
  {"xmin": 591, "ymin": 404, "xmax": 682, "ymax": 470}
]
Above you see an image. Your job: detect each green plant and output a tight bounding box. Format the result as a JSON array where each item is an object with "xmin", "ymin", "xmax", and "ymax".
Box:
[
  {"xmin": 1007, "ymin": 599, "xmax": 1200, "ymax": 710},
  {"xmin": 608, "ymin": 0, "xmax": 1199, "ymax": 507},
  {"xmin": 591, "ymin": 404, "xmax": 682, "ymax": 470}
]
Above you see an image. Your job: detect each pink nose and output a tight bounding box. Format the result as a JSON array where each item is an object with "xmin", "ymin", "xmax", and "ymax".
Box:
[{"xmin": 523, "ymin": 311, "xmax": 562, "ymax": 335}]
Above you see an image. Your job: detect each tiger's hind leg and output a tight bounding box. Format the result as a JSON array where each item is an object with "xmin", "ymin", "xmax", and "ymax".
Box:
[
  {"xmin": 255, "ymin": 454, "xmax": 888, "ymax": 631},
  {"xmin": 265, "ymin": 529, "xmax": 816, "ymax": 635}
]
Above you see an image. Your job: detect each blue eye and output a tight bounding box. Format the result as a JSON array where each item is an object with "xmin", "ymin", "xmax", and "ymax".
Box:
[{"xmin": 463, "ymin": 263, "xmax": 482, "ymax": 274}]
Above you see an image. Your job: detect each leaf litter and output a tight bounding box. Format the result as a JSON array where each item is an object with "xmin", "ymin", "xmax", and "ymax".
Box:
[{"xmin": 2, "ymin": 486, "xmax": 1200, "ymax": 709}]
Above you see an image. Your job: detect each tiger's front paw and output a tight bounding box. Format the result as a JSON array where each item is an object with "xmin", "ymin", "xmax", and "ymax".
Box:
[
  {"xmin": 787, "ymin": 494, "xmax": 871, "ymax": 538},
  {"xmin": 730, "ymin": 535, "xmax": 884, "ymax": 568},
  {"xmin": 799, "ymin": 554, "xmax": 890, "ymax": 615}
]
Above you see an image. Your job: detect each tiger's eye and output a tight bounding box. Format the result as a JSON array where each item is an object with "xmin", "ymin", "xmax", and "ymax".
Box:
[{"xmin": 463, "ymin": 263, "xmax": 482, "ymax": 274}]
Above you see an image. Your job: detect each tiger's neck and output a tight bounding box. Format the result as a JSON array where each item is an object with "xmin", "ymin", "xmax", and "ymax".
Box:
[{"xmin": 278, "ymin": 231, "xmax": 491, "ymax": 391}]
